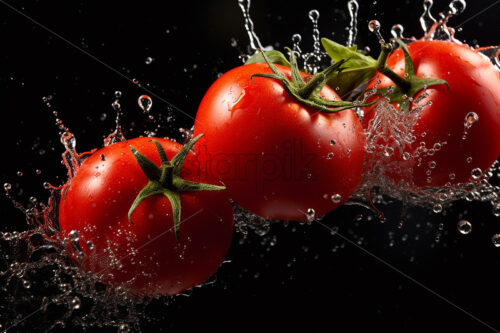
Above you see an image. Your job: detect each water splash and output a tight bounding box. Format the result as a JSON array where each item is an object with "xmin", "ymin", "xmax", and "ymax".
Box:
[
  {"xmin": 303, "ymin": 9, "xmax": 324, "ymax": 74},
  {"xmin": 368, "ymin": 20, "xmax": 385, "ymax": 44},
  {"xmin": 104, "ymin": 91, "xmax": 126, "ymax": 146},
  {"xmin": 237, "ymin": 0, "xmax": 265, "ymax": 55},
  {"xmin": 137, "ymin": 95, "xmax": 153, "ymax": 113},
  {"xmin": 346, "ymin": 0, "xmax": 359, "ymax": 47},
  {"xmin": 421, "ymin": 0, "xmax": 467, "ymax": 42},
  {"xmin": 420, "ymin": 0, "xmax": 437, "ymax": 36}
]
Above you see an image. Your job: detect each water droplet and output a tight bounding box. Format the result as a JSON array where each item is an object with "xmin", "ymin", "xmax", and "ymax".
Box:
[
  {"xmin": 306, "ymin": 208, "xmax": 315, "ymax": 222},
  {"xmin": 368, "ymin": 20, "xmax": 385, "ymax": 44},
  {"xmin": 466, "ymin": 157, "xmax": 472, "ymax": 163},
  {"xmin": 16, "ymin": 171, "xmax": 23, "ymax": 177},
  {"xmin": 449, "ymin": 0, "xmax": 466, "ymax": 15},
  {"xmin": 68, "ymin": 230, "xmax": 79, "ymax": 240},
  {"xmin": 329, "ymin": 139, "xmax": 336, "ymax": 145},
  {"xmin": 4, "ymin": 183, "xmax": 11, "ymax": 191},
  {"xmin": 111, "ymin": 101, "xmax": 121, "ymax": 111},
  {"xmin": 492, "ymin": 204, "xmax": 500, "ymax": 217},
  {"xmin": 492, "ymin": 234, "xmax": 500, "ymax": 247},
  {"xmin": 326, "ymin": 152, "xmax": 334, "ymax": 160},
  {"xmin": 71, "ymin": 296, "xmax": 81, "ymax": 309},
  {"xmin": 86, "ymin": 241, "xmax": 94, "ymax": 250},
  {"xmin": 471, "ymin": 168, "xmax": 482, "ymax": 180},
  {"xmin": 428, "ymin": 161, "xmax": 436, "ymax": 169},
  {"xmin": 368, "ymin": 19, "xmax": 380, "ymax": 32},
  {"xmin": 114, "ymin": 90, "xmax": 122, "ymax": 99},
  {"xmin": 384, "ymin": 146, "xmax": 394, "ymax": 157},
  {"xmin": 457, "ymin": 219, "xmax": 472, "ymax": 234},
  {"xmin": 308, "ymin": 9, "xmax": 320, "ymax": 21},
  {"xmin": 331, "ymin": 194, "xmax": 342, "ymax": 204},
  {"xmin": 22, "ymin": 280, "xmax": 31, "ymax": 289},
  {"xmin": 292, "ymin": 34, "xmax": 301, "ymax": 43},
  {"xmin": 433, "ymin": 203, "xmax": 443, "ymax": 213},
  {"xmin": 35, "ymin": 169, "xmax": 42, "ymax": 175},
  {"xmin": 402, "ymin": 152, "xmax": 411, "ymax": 160},
  {"xmin": 449, "ymin": 173, "xmax": 456, "ymax": 180},
  {"xmin": 138, "ymin": 95, "xmax": 153, "ymax": 113},
  {"xmin": 100, "ymin": 154, "xmax": 106, "ymax": 161},
  {"xmin": 464, "ymin": 111, "xmax": 479, "ymax": 128},
  {"xmin": 390, "ymin": 24, "xmax": 404, "ymax": 38},
  {"xmin": 43, "ymin": 182, "xmax": 51, "ymax": 189}
]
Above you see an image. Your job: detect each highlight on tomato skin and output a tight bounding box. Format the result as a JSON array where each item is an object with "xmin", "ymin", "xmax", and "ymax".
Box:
[
  {"xmin": 362, "ymin": 40, "xmax": 500, "ymax": 188},
  {"xmin": 58, "ymin": 137, "xmax": 234, "ymax": 297},
  {"xmin": 193, "ymin": 62, "xmax": 366, "ymax": 222}
]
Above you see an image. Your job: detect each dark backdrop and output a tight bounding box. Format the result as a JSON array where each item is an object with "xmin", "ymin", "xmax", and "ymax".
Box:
[{"xmin": 1, "ymin": 0, "xmax": 499, "ymax": 332}]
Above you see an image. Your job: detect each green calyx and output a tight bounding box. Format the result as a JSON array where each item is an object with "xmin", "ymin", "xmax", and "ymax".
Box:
[
  {"xmin": 376, "ymin": 38, "xmax": 449, "ymax": 113},
  {"xmin": 249, "ymin": 47, "xmax": 374, "ymax": 113},
  {"xmin": 128, "ymin": 134, "xmax": 225, "ymax": 241},
  {"xmin": 321, "ymin": 38, "xmax": 449, "ymax": 112}
]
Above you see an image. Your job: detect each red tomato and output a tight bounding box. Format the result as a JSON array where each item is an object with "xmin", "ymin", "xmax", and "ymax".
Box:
[
  {"xmin": 363, "ymin": 40, "xmax": 500, "ymax": 187},
  {"xmin": 58, "ymin": 137, "xmax": 234, "ymax": 296},
  {"xmin": 193, "ymin": 63, "xmax": 365, "ymax": 221}
]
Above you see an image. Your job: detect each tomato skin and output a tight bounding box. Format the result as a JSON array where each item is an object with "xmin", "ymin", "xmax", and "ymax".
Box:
[
  {"xmin": 58, "ymin": 138, "xmax": 234, "ymax": 297},
  {"xmin": 364, "ymin": 40, "xmax": 500, "ymax": 187},
  {"xmin": 193, "ymin": 63, "xmax": 365, "ymax": 220}
]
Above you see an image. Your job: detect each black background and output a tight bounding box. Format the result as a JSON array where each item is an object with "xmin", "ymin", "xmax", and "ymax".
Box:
[{"xmin": 1, "ymin": 0, "xmax": 500, "ymax": 332}]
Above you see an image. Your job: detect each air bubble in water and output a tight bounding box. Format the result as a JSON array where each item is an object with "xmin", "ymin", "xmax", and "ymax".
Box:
[
  {"xmin": 306, "ymin": 208, "xmax": 315, "ymax": 222},
  {"xmin": 138, "ymin": 95, "xmax": 153, "ymax": 113},
  {"xmin": 4, "ymin": 183, "xmax": 11, "ymax": 191},
  {"xmin": 464, "ymin": 111, "xmax": 478, "ymax": 128},
  {"xmin": 471, "ymin": 168, "xmax": 482, "ymax": 180},
  {"xmin": 114, "ymin": 90, "xmax": 122, "ymax": 99},
  {"xmin": 331, "ymin": 194, "xmax": 342, "ymax": 203},
  {"xmin": 145, "ymin": 57, "xmax": 154, "ymax": 65},
  {"xmin": 68, "ymin": 230, "xmax": 79, "ymax": 240},
  {"xmin": 432, "ymin": 203, "xmax": 443, "ymax": 213},
  {"xmin": 457, "ymin": 219, "xmax": 472, "ymax": 234}
]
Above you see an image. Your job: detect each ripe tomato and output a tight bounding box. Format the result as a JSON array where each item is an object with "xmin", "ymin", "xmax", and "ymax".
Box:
[
  {"xmin": 193, "ymin": 62, "xmax": 365, "ymax": 221},
  {"xmin": 58, "ymin": 137, "xmax": 234, "ymax": 296},
  {"xmin": 363, "ymin": 40, "xmax": 500, "ymax": 187}
]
